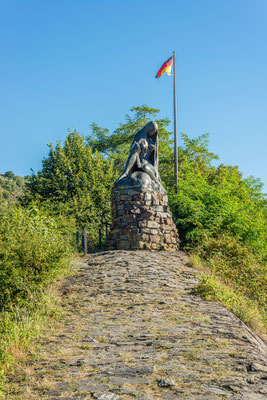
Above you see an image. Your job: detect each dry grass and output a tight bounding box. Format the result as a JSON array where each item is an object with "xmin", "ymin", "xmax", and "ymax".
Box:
[
  {"xmin": 188, "ymin": 254, "xmax": 267, "ymax": 340},
  {"xmin": 0, "ymin": 269, "xmax": 77, "ymax": 400}
]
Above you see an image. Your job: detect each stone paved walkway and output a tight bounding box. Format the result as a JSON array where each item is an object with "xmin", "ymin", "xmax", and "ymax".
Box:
[{"xmin": 8, "ymin": 251, "xmax": 267, "ymax": 399}]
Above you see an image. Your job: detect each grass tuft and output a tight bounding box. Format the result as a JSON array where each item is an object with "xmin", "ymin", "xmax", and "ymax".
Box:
[{"xmin": 195, "ymin": 274, "xmax": 266, "ymax": 338}]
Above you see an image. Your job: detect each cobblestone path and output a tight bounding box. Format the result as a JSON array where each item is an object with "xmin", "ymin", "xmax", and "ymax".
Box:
[{"xmin": 9, "ymin": 251, "xmax": 267, "ymax": 399}]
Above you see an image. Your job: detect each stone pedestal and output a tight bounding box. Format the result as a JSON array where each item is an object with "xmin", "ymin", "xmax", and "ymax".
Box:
[{"xmin": 108, "ymin": 188, "xmax": 179, "ymax": 251}]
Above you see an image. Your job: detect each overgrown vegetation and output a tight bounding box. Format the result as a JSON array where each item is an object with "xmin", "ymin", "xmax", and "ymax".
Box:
[
  {"xmin": 85, "ymin": 105, "xmax": 267, "ymax": 336},
  {"xmin": 0, "ymin": 131, "xmax": 116, "ymax": 394},
  {"xmin": 23, "ymin": 130, "xmax": 115, "ymax": 246},
  {"xmin": 0, "ymin": 172, "xmax": 25, "ymax": 206},
  {"xmin": 0, "ymin": 206, "xmax": 74, "ymax": 396},
  {"xmin": 0, "ymin": 206, "xmax": 73, "ymax": 310},
  {"xmin": 0, "ymin": 105, "xmax": 266, "ymax": 395}
]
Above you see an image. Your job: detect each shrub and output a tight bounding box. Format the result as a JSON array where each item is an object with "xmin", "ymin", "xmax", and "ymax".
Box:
[
  {"xmin": 0, "ymin": 205, "xmax": 72, "ymax": 311},
  {"xmin": 196, "ymin": 274, "xmax": 266, "ymax": 333},
  {"xmin": 197, "ymin": 235, "xmax": 266, "ymax": 310}
]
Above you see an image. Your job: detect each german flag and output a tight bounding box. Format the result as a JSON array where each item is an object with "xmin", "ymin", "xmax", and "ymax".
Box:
[{"xmin": 155, "ymin": 56, "xmax": 173, "ymax": 78}]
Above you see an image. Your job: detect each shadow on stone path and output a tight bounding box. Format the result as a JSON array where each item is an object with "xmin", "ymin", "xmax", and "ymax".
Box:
[{"xmin": 8, "ymin": 251, "xmax": 267, "ymax": 399}]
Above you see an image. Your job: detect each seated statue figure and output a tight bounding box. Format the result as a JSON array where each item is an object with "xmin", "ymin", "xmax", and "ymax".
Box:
[{"xmin": 115, "ymin": 121, "xmax": 166, "ymax": 193}]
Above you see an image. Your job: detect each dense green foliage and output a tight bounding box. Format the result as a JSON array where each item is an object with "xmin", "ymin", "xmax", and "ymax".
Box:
[
  {"xmin": 87, "ymin": 106, "xmax": 266, "ymax": 253},
  {"xmin": 0, "ymin": 105, "xmax": 266, "ymax": 391},
  {"xmin": 88, "ymin": 106, "xmax": 173, "ymax": 175},
  {"xmin": 0, "ymin": 172, "xmax": 25, "ymax": 206},
  {"xmin": 196, "ymin": 274, "xmax": 265, "ymax": 330},
  {"xmin": 0, "ymin": 205, "xmax": 73, "ymax": 391},
  {"xmin": 86, "ymin": 105, "xmax": 267, "ymax": 331},
  {"xmin": 0, "ymin": 205, "xmax": 72, "ymax": 311},
  {"xmin": 169, "ymin": 139, "xmax": 266, "ymax": 252},
  {"xmin": 3, "ymin": 105, "xmax": 264, "ymax": 330},
  {"xmin": 25, "ymin": 131, "xmax": 115, "ymax": 230}
]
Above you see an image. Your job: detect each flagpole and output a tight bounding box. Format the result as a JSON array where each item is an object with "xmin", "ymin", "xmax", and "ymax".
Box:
[{"xmin": 173, "ymin": 51, "xmax": 178, "ymax": 193}]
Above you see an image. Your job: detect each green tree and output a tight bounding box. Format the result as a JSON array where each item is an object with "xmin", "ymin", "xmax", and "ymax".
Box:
[
  {"xmin": 87, "ymin": 105, "xmax": 266, "ymax": 256},
  {"xmin": 25, "ymin": 130, "xmax": 115, "ymax": 226},
  {"xmin": 87, "ymin": 105, "xmax": 173, "ymax": 177},
  {"xmin": 4, "ymin": 171, "xmax": 15, "ymax": 180},
  {"xmin": 88, "ymin": 108, "xmax": 266, "ymax": 326},
  {"xmin": 168, "ymin": 134, "xmax": 266, "ymax": 253},
  {"xmin": 0, "ymin": 173, "xmax": 25, "ymax": 207},
  {"xmin": 25, "ymin": 105, "xmax": 267, "ymax": 258},
  {"xmin": 0, "ymin": 205, "xmax": 72, "ymax": 310},
  {"xmin": 17, "ymin": 105, "xmax": 267, "ymax": 329}
]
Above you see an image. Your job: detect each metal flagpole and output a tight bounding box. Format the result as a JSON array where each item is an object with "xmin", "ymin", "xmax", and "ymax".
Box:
[{"xmin": 173, "ymin": 51, "xmax": 178, "ymax": 193}]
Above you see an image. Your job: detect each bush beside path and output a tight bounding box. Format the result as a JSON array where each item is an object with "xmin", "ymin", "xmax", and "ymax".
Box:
[{"xmin": 6, "ymin": 250, "xmax": 267, "ymax": 400}]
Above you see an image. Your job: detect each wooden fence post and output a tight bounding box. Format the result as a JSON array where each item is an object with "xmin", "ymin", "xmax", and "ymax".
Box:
[
  {"xmin": 105, "ymin": 223, "xmax": 108, "ymax": 239},
  {"xmin": 99, "ymin": 228, "xmax": 102, "ymax": 249},
  {"xmin": 76, "ymin": 228, "xmax": 79, "ymax": 252},
  {"xmin": 83, "ymin": 227, "xmax": 87, "ymax": 255}
]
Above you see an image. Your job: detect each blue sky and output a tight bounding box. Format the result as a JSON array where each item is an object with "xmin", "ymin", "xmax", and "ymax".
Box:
[{"xmin": 1, "ymin": 0, "xmax": 266, "ymax": 190}]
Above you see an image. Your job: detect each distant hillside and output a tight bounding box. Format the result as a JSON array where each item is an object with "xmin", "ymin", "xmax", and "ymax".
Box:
[{"xmin": 0, "ymin": 171, "xmax": 26, "ymax": 206}]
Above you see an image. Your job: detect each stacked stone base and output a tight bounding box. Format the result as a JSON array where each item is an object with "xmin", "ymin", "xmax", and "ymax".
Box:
[{"xmin": 108, "ymin": 189, "xmax": 179, "ymax": 251}]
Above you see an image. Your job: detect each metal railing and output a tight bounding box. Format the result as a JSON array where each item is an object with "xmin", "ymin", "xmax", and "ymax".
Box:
[{"xmin": 76, "ymin": 223, "xmax": 111, "ymax": 254}]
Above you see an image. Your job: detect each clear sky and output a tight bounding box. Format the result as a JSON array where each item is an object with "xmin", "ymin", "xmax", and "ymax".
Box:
[{"xmin": 1, "ymin": 0, "xmax": 266, "ymax": 190}]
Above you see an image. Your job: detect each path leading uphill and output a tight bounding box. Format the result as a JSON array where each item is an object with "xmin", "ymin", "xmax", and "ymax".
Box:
[{"xmin": 8, "ymin": 251, "xmax": 267, "ymax": 399}]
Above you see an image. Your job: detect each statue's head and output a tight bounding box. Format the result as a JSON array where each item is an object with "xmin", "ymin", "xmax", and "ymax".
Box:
[
  {"xmin": 139, "ymin": 138, "xmax": 148, "ymax": 152},
  {"xmin": 145, "ymin": 121, "xmax": 158, "ymax": 137}
]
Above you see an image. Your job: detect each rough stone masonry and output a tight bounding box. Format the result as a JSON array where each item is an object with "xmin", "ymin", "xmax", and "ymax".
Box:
[
  {"xmin": 108, "ymin": 121, "xmax": 179, "ymax": 250},
  {"xmin": 108, "ymin": 189, "xmax": 179, "ymax": 250}
]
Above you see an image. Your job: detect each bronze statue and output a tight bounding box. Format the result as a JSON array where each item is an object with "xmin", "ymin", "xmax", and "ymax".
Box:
[{"xmin": 115, "ymin": 121, "xmax": 166, "ymax": 193}]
